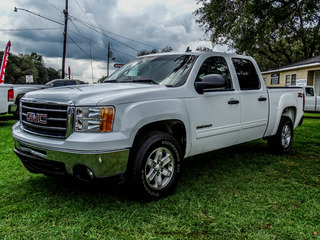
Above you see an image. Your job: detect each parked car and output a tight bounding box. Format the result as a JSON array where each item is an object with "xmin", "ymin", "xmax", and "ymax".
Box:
[
  {"xmin": 303, "ymin": 86, "xmax": 320, "ymax": 112},
  {"xmin": 12, "ymin": 52, "xmax": 304, "ymax": 200},
  {"xmin": 45, "ymin": 79, "xmax": 87, "ymax": 87}
]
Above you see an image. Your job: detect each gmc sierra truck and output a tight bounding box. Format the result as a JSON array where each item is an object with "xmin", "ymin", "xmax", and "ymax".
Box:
[{"xmin": 12, "ymin": 52, "xmax": 304, "ymax": 200}]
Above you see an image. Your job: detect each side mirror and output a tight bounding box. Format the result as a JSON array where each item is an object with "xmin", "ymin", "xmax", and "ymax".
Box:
[{"xmin": 194, "ymin": 74, "xmax": 226, "ymax": 94}]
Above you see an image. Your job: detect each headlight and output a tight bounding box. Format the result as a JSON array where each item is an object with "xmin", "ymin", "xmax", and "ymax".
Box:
[{"xmin": 75, "ymin": 107, "xmax": 114, "ymax": 132}]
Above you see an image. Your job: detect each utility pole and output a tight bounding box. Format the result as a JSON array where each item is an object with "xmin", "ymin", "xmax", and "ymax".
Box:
[
  {"xmin": 107, "ymin": 42, "xmax": 110, "ymax": 77},
  {"xmin": 62, "ymin": 0, "xmax": 68, "ymax": 79},
  {"xmin": 107, "ymin": 42, "xmax": 115, "ymax": 77}
]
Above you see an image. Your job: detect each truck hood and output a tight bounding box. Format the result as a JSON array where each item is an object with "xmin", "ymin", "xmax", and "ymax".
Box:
[{"xmin": 23, "ymin": 83, "xmax": 180, "ymax": 106}]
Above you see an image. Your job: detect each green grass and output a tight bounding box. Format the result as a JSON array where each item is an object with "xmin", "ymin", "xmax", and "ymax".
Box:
[{"xmin": 1, "ymin": 113, "xmax": 320, "ymax": 239}]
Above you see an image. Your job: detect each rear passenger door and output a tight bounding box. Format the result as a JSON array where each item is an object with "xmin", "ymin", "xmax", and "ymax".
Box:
[{"xmin": 232, "ymin": 58, "xmax": 268, "ymax": 143}]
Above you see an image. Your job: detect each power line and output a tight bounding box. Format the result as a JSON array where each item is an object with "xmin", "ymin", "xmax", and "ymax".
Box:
[
  {"xmin": 68, "ymin": 34, "xmax": 91, "ymax": 58},
  {"xmin": 69, "ymin": 16, "xmax": 142, "ymax": 52},
  {"xmin": 83, "ymin": 0, "xmax": 104, "ymax": 31},
  {"xmin": 68, "ymin": 25, "xmax": 134, "ymax": 60},
  {"xmin": 74, "ymin": 0, "xmax": 99, "ymax": 33},
  {"xmin": 69, "ymin": 19, "xmax": 89, "ymax": 39},
  {"xmin": 69, "ymin": 19, "xmax": 133, "ymax": 58},
  {"xmin": 0, "ymin": 28, "xmax": 61, "ymax": 31},
  {"xmin": 69, "ymin": 15, "xmax": 161, "ymax": 50},
  {"xmin": 14, "ymin": 7, "xmax": 64, "ymax": 25},
  {"xmin": 75, "ymin": 0, "xmax": 135, "ymax": 63},
  {"xmin": 45, "ymin": 0, "xmax": 62, "ymax": 13}
]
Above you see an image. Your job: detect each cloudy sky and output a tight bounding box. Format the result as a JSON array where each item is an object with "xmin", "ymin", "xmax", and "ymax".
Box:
[{"xmin": 0, "ymin": 0, "xmax": 224, "ymax": 83}]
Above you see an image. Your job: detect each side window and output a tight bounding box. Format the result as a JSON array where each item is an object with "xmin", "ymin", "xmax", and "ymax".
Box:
[
  {"xmin": 232, "ymin": 58, "xmax": 260, "ymax": 90},
  {"xmin": 64, "ymin": 81, "xmax": 76, "ymax": 86},
  {"xmin": 53, "ymin": 81, "xmax": 64, "ymax": 87},
  {"xmin": 196, "ymin": 56, "xmax": 232, "ymax": 89},
  {"xmin": 305, "ymin": 87, "xmax": 314, "ymax": 96}
]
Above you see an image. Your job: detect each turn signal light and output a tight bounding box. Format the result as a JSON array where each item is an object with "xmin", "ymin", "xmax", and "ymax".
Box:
[{"xmin": 100, "ymin": 107, "xmax": 114, "ymax": 132}]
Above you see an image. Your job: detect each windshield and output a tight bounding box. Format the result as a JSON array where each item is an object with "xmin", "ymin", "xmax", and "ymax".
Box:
[{"xmin": 105, "ymin": 54, "xmax": 197, "ymax": 87}]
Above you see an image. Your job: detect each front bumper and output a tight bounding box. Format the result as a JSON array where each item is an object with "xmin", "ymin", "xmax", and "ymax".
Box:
[{"xmin": 12, "ymin": 123, "xmax": 129, "ymax": 178}]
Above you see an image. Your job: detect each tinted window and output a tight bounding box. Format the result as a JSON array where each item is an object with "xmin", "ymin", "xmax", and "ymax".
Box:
[
  {"xmin": 305, "ymin": 87, "xmax": 314, "ymax": 96},
  {"xmin": 64, "ymin": 81, "xmax": 76, "ymax": 86},
  {"xmin": 232, "ymin": 58, "xmax": 260, "ymax": 90},
  {"xmin": 53, "ymin": 81, "xmax": 64, "ymax": 87},
  {"xmin": 196, "ymin": 56, "xmax": 232, "ymax": 89}
]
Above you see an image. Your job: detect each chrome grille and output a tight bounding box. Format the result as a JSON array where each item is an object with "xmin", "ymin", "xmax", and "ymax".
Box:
[{"xmin": 20, "ymin": 100, "xmax": 74, "ymax": 139}]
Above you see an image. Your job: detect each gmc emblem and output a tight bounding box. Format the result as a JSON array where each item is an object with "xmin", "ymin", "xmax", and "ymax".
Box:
[{"xmin": 26, "ymin": 112, "xmax": 47, "ymax": 124}]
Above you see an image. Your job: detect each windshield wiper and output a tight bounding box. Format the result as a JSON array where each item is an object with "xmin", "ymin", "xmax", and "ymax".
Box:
[
  {"xmin": 132, "ymin": 79, "xmax": 159, "ymax": 85},
  {"xmin": 120, "ymin": 79, "xmax": 159, "ymax": 85},
  {"xmin": 105, "ymin": 78, "xmax": 159, "ymax": 85}
]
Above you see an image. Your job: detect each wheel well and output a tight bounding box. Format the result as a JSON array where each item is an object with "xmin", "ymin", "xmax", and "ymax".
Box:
[
  {"xmin": 282, "ymin": 107, "xmax": 296, "ymax": 124},
  {"xmin": 15, "ymin": 94, "xmax": 25, "ymax": 105},
  {"xmin": 133, "ymin": 120, "xmax": 187, "ymax": 156}
]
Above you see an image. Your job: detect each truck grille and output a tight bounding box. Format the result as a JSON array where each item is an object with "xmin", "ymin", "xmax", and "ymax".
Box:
[{"xmin": 20, "ymin": 100, "xmax": 74, "ymax": 138}]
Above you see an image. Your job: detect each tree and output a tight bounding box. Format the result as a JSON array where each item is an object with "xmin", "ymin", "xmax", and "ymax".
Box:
[
  {"xmin": 138, "ymin": 46, "xmax": 173, "ymax": 56},
  {"xmin": 29, "ymin": 52, "xmax": 49, "ymax": 84},
  {"xmin": 47, "ymin": 67, "xmax": 61, "ymax": 81},
  {"xmin": 196, "ymin": 46, "xmax": 213, "ymax": 52},
  {"xmin": 0, "ymin": 51, "xmax": 60, "ymax": 84},
  {"xmin": 4, "ymin": 53, "xmax": 38, "ymax": 84},
  {"xmin": 194, "ymin": 0, "xmax": 320, "ymax": 70},
  {"xmin": 97, "ymin": 76, "xmax": 107, "ymax": 83}
]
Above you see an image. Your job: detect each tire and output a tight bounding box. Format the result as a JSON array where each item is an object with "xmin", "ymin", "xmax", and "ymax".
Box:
[
  {"xmin": 268, "ymin": 116, "xmax": 293, "ymax": 154},
  {"xmin": 127, "ymin": 131, "xmax": 182, "ymax": 200}
]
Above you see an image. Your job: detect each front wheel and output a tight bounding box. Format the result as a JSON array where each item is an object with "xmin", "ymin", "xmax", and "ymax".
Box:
[
  {"xmin": 127, "ymin": 131, "xmax": 182, "ymax": 200},
  {"xmin": 268, "ymin": 116, "xmax": 293, "ymax": 154}
]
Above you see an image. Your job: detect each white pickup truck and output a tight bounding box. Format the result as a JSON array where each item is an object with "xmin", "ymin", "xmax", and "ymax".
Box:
[
  {"xmin": 0, "ymin": 84, "xmax": 45, "ymax": 116},
  {"xmin": 0, "ymin": 84, "xmax": 14, "ymax": 115},
  {"xmin": 304, "ymin": 86, "xmax": 320, "ymax": 112},
  {"xmin": 12, "ymin": 52, "xmax": 304, "ymax": 200}
]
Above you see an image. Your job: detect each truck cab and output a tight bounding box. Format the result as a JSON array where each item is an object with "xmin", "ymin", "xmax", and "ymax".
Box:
[{"xmin": 304, "ymin": 86, "xmax": 320, "ymax": 112}]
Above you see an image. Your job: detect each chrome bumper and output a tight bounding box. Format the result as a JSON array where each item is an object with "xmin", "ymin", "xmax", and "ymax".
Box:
[{"xmin": 13, "ymin": 139, "xmax": 129, "ymax": 178}]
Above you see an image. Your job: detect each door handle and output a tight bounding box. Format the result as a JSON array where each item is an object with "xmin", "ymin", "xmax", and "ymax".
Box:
[
  {"xmin": 228, "ymin": 99, "xmax": 240, "ymax": 105},
  {"xmin": 258, "ymin": 97, "xmax": 267, "ymax": 102}
]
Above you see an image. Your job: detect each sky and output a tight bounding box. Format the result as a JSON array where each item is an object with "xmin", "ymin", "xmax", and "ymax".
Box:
[{"xmin": 0, "ymin": 0, "xmax": 225, "ymax": 83}]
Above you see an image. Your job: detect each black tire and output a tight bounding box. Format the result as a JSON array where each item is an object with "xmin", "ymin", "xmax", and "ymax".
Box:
[
  {"xmin": 127, "ymin": 131, "xmax": 182, "ymax": 200},
  {"xmin": 268, "ymin": 116, "xmax": 293, "ymax": 154}
]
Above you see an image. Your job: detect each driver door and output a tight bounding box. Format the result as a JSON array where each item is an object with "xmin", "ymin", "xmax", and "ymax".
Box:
[{"xmin": 189, "ymin": 56, "xmax": 241, "ymax": 156}]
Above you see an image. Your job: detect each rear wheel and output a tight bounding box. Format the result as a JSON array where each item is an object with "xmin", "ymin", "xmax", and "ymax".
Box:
[
  {"xmin": 127, "ymin": 131, "xmax": 182, "ymax": 200},
  {"xmin": 268, "ymin": 116, "xmax": 293, "ymax": 154}
]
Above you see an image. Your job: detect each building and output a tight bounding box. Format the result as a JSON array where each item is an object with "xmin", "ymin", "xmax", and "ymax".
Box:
[{"xmin": 262, "ymin": 56, "xmax": 320, "ymax": 96}]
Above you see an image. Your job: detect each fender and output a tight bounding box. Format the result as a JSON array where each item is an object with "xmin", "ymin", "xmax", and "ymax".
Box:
[
  {"xmin": 119, "ymin": 98, "xmax": 191, "ymax": 155},
  {"xmin": 265, "ymin": 92, "xmax": 298, "ymax": 137}
]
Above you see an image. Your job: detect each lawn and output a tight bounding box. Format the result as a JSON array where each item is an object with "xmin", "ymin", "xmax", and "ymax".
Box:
[{"xmin": 0, "ymin": 113, "xmax": 319, "ymax": 239}]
